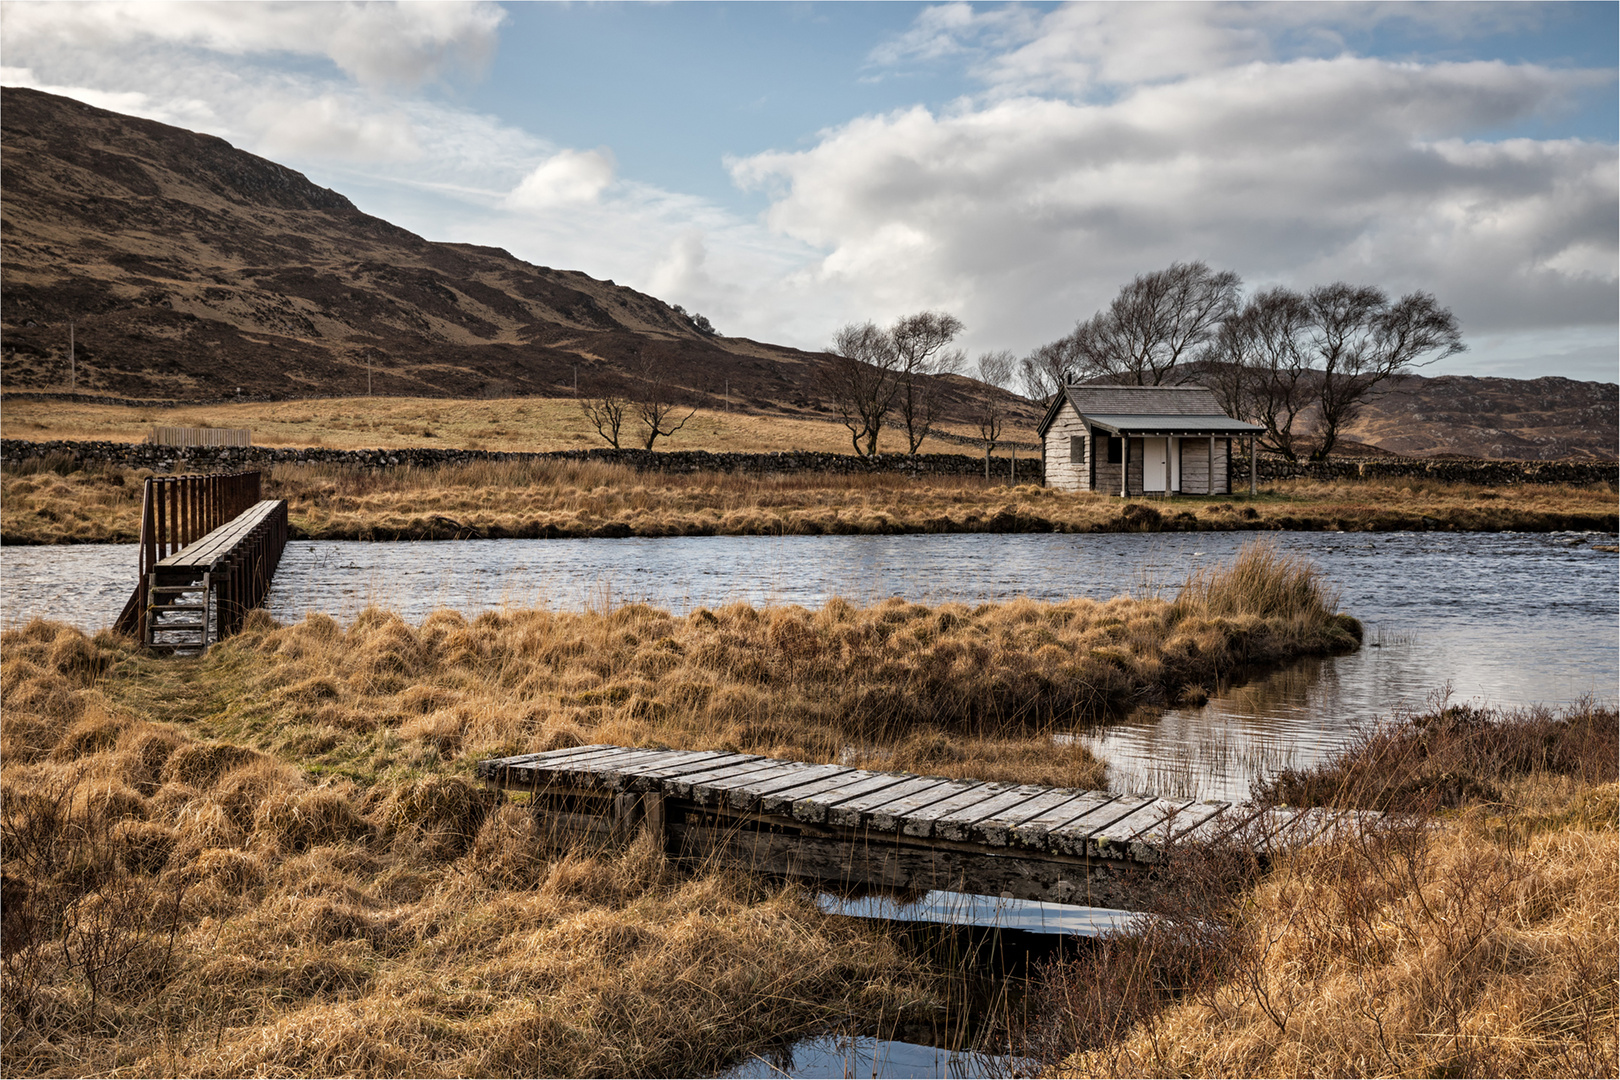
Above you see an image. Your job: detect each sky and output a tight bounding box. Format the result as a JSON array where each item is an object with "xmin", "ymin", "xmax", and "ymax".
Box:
[{"xmin": 2, "ymin": 1, "xmax": 1616, "ymax": 383}]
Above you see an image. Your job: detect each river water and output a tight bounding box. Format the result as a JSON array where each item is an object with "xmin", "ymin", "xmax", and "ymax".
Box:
[{"xmin": 4, "ymin": 530, "xmax": 1614, "ymax": 799}]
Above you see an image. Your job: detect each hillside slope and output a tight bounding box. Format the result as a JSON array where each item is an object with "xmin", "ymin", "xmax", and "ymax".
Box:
[{"xmin": 0, "ymin": 87, "xmax": 1032, "ymax": 430}]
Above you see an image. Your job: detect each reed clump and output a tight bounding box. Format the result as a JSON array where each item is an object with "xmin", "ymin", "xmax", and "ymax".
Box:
[{"xmin": 1028, "ymin": 699, "xmax": 1619, "ymax": 1079}]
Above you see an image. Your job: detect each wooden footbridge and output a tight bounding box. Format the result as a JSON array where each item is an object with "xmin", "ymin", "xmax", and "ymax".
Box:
[
  {"xmin": 478, "ymin": 745, "xmax": 1365, "ymax": 911},
  {"xmin": 114, "ymin": 471, "xmax": 289, "ymax": 651}
]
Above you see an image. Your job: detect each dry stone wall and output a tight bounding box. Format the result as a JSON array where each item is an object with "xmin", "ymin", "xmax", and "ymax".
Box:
[
  {"xmin": 1231, "ymin": 454, "xmax": 1617, "ymax": 487},
  {"xmin": 5, "ymin": 438, "xmax": 1613, "ymax": 487},
  {"xmin": 0, "ymin": 438, "xmax": 1045, "ymax": 481}
]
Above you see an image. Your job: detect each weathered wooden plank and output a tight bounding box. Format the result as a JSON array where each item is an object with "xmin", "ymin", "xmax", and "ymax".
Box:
[
  {"xmin": 1045, "ymin": 796, "xmax": 1159, "ymax": 857},
  {"xmin": 756, "ymin": 769, "xmax": 872, "ymax": 814},
  {"xmin": 897, "ymin": 782, "xmax": 1007, "ymax": 838},
  {"xmin": 1123, "ymin": 799, "xmax": 1232, "ymax": 861},
  {"xmin": 824, "ymin": 776, "xmax": 959, "ymax": 828},
  {"xmin": 868, "ymin": 778, "xmax": 984, "ymax": 832},
  {"xmin": 686, "ymin": 762, "xmax": 821, "ymax": 806},
  {"xmin": 791, "ymin": 773, "xmax": 917, "ymax": 824},
  {"xmin": 610, "ymin": 751, "xmax": 752, "ymax": 784},
  {"xmin": 561, "ymin": 749, "xmax": 733, "ymax": 790},
  {"xmin": 931, "ymin": 786, "xmax": 1050, "ymax": 842},
  {"xmin": 970, "ymin": 787, "xmax": 1103, "ymax": 847},
  {"xmin": 1008, "ymin": 791, "xmax": 1123, "ymax": 851},
  {"xmin": 1175, "ymin": 802, "xmax": 1267, "ymax": 847},
  {"xmin": 716, "ymin": 763, "xmax": 853, "ymax": 812},
  {"xmin": 1089, "ymin": 798, "xmax": 1196, "ymax": 860},
  {"xmin": 482, "ymin": 745, "xmax": 639, "ymax": 783},
  {"xmin": 662, "ymin": 758, "xmax": 781, "ymax": 799},
  {"xmin": 481, "ymin": 744, "xmax": 617, "ymax": 772},
  {"xmin": 496, "ymin": 745, "xmax": 651, "ymax": 781}
]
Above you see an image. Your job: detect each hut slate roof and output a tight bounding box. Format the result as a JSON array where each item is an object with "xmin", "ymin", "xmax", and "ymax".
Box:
[{"xmin": 1037, "ymin": 384, "xmax": 1264, "ymax": 437}]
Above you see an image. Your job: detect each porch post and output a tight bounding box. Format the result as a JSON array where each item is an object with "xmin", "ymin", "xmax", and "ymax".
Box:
[
  {"xmin": 1250, "ymin": 436, "xmax": 1257, "ymax": 495},
  {"xmin": 1208, "ymin": 435, "xmax": 1216, "ymax": 495},
  {"xmin": 1120, "ymin": 432, "xmax": 1129, "ymax": 497}
]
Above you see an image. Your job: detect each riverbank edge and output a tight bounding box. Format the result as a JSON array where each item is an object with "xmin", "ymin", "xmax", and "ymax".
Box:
[{"xmin": 4, "ymin": 509, "xmax": 1616, "ymax": 546}]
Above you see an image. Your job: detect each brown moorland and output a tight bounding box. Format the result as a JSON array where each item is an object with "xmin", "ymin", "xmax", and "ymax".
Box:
[
  {"xmin": 1, "ymin": 545, "xmax": 1357, "ymax": 1076},
  {"xmin": 1030, "ymin": 699, "xmax": 1619, "ymax": 1078},
  {"xmin": 3, "ymin": 455, "xmax": 1615, "ymax": 545}
]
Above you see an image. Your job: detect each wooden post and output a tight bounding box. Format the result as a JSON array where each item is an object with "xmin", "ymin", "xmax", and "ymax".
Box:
[
  {"xmin": 642, "ymin": 791, "xmax": 666, "ymax": 850},
  {"xmin": 1250, "ymin": 436, "xmax": 1257, "ymax": 495},
  {"xmin": 1120, "ymin": 432, "xmax": 1129, "ymax": 498},
  {"xmin": 1208, "ymin": 435, "xmax": 1216, "ymax": 495},
  {"xmin": 1164, "ymin": 438, "xmax": 1172, "ymax": 496}
]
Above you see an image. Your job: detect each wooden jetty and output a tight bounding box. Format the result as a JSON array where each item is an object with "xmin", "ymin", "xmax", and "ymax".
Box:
[
  {"xmin": 114, "ymin": 471, "xmax": 289, "ymax": 651},
  {"xmin": 478, "ymin": 745, "xmax": 1364, "ymax": 911}
]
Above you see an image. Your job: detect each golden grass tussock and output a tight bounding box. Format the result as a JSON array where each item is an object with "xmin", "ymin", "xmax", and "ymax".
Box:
[
  {"xmin": 1031, "ymin": 700, "xmax": 1619, "ymax": 1079},
  {"xmin": 1, "ymin": 628, "xmax": 944, "ymax": 1078},
  {"xmin": 4, "ymin": 452, "xmax": 1614, "ymax": 545}
]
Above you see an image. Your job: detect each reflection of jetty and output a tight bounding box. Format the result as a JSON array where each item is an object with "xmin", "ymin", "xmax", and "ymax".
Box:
[
  {"xmin": 477, "ymin": 745, "xmax": 1364, "ymax": 910},
  {"xmin": 115, "ymin": 471, "xmax": 288, "ymax": 652}
]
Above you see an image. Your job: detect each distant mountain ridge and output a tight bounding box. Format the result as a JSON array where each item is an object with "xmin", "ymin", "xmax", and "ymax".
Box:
[{"xmin": 0, "ymin": 87, "xmax": 1611, "ymax": 460}]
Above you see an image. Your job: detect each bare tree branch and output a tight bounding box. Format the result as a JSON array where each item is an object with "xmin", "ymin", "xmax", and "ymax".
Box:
[
  {"xmin": 891, "ymin": 311, "xmax": 965, "ymax": 454},
  {"xmin": 580, "ymin": 393, "xmax": 628, "ymax": 449},
  {"xmin": 1058, "ymin": 261, "xmax": 1242, "ymax": 386},
  {"xmin": 819, "ymin": 320, "xmax": 903, "ymax": 457}
]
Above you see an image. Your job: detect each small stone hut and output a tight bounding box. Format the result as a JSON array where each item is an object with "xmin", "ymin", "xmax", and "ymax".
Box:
[{"xmin": 1038, "ymin": 384, "xmax": 1264, "ymax": 495}]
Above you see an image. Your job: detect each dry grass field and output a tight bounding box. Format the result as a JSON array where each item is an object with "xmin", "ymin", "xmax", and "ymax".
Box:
[
  {"xmin": 1032, "ymin": 700, "xmax": 1619, "ymax": 1078},
  {"xmin": 1, "ymin": 545, "xmax": 1361, "ymax": 1076},
  {"xmin": 2, "ymin": 454, "xmax": 1614, "ymax": 545},
  {"xmin": 0, "ymin": 395, "xmax": 1031, "ymax": 457}
]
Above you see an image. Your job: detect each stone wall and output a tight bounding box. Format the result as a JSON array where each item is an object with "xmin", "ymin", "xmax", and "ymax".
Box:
[
  {"xmin": 0, "ymin": 438, "xmax": 1046, "ymax": 481},
  {"xmin": 5, "ymin": 437, "xmax": 1612, "ymax": 487},
  {"xmin": 1230, "ymin": 454, "xmax": 1617, "ymax": 487}
]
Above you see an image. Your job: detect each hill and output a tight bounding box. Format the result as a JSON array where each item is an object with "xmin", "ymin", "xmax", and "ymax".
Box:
[{"xmin": 0, "ymin": 86, "xmax": 1029, "ymax": 432}]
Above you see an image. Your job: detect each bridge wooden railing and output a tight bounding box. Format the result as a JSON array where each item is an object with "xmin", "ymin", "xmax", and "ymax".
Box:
[{"xmin": 114, "ymin": 471, "xmax": 273, "ymax": 645}]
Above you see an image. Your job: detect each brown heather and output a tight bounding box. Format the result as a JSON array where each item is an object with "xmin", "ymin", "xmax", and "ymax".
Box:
[
  {"xmin": 0, "ymin": 544, "xmax": 1352, "ymax": 1076},
  {"xmin": 1029, "ymin": 700, "xmax": 1619, "ymax": 1079},
  {"xmin": 3, "ymin": 455, "xmax": 1615, "ymax": 545}
]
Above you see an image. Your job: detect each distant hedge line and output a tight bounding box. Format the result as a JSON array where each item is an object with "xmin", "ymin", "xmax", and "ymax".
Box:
[{"xmin": 2, "ymin": 438, "xmax": 1613, "ymax": 487}]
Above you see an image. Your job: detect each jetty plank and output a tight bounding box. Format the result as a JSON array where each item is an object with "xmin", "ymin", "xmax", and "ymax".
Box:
[{"xmin": 475, "ymin": 746, "xmax": 1379, "ymax": 907}]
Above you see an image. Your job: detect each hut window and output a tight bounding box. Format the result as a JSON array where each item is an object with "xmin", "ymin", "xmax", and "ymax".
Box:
[
  {"xmin": 1069, "ymin": 435, "xmax": 1085, "ymax": 464},
  {"xmin": 1107, "ymin": 437, "xmax": 1123, "ymax": 464}
]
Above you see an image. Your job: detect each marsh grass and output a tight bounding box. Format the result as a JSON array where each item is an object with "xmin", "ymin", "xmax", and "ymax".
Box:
[
  {"xmin": 0, "ymin": 544, "xmax": 1357, "ymax": 1076},
  {"xmin": 1027, "ymin": 699, "xmax": 1619, "ymax": 1078}
]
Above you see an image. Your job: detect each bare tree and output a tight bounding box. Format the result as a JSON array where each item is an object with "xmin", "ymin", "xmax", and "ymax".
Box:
[
  {"xmin": 1205, "ymin": 287, "xmax": 1314, "ymax": 460},
  {"xmin": 580, "ymin": 393, "xmax": 629, "ymax": 449},
  {"xmin": 1059, "ymin": 261, "xmax": 1241, "ymax": 385},
  {"xmin": 974, "ymin": 349, "xmax": 1015, "ymax": 479},
  {"xmin": 632, "ymin": 359, "xmax": 697, "ymax": 451},
  {"xmin": 1019, "ymin": 338, "xmax": 1075, "ymax": 403},
  {"xmin": 891, "ymin": 311, "xmax": 965, "ymax": 454},
  {"xmin": 1305, "ymin": 285, "xmax": 1464, "ymax": 460},
  {"xmin": 819, "ymin": 321, "xmax": 902, "ymax": 457}
]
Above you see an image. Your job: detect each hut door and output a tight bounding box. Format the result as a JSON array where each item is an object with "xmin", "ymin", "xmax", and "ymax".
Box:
[{"xmin": 1143, "ymin": 438, "xmax": 1169, "ymax": 491}]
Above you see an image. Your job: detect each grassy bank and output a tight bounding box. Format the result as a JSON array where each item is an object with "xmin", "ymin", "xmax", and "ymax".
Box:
[
  {"xmin": 0, "ymin": 394, "xmax": 1032, "ymax": 457},
  {"xmin": 3, "ymin": 456, "xmax": 1615, "ymax": 544},
  {"xmin": 1, "ymin": 545, "xmax": 1353, "ymax": 1076},
  {"xmin": 1029, "ymin": 700, "xmax": 1619, "ymax": 1078}
]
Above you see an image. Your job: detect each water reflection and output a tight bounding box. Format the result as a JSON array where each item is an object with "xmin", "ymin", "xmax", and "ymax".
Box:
[{"xmin": 723, "ymin": 1034, "xmax": 1030, "ymax": 1080}]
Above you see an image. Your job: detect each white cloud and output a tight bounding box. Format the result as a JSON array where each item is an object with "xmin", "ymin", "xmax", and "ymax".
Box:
[
  {"xmin": 732, "ymin": 55, "xmax": 1617, "ymax": 359},
  {"xmin": 505, "ymin": 149, "xmax": 617, "ymax": 211},
  {"xmin": 0, "ymin": 1, "xmax": 505, "ymax": 88}
]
